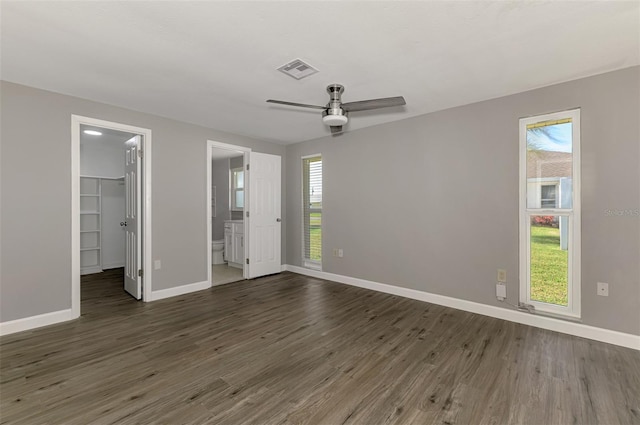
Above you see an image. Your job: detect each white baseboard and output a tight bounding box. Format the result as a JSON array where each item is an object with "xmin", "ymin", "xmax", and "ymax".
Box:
[
  {"xmin": 103, "ymin": 263, "xmax": 125, "ymax": 270},
  {"xmin": 149, "ymin": 280, "xmax": 211, "ymax": 301},
  {"xmin": 0, "ymin": 309, "xmax": 76, "ymax": 336},
  {"xmin": 284, "ymin": 265, "xmax": 640, "ymax": 350},
  {"xmin": 80, "ymin": 266, "xmax": 102, "ymax": 275}
]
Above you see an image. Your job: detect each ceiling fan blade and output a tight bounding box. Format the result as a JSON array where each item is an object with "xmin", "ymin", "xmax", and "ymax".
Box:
[
  {"xmin": 266, "ymin": 99, "xmax": 326, "ymax": 110},
  {"xmin": 330, "ymin": 125, "xmax": 343, "ymax": 134},
  {"xmin": 342, "ymin": 96, "xmax": 406, "ymax": 112}
]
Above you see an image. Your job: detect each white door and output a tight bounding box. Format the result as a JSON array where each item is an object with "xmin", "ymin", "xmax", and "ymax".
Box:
[
  {"xmin": 124, "ymin": 135, "xmax": 142, "ymax": 299},
  {"xmin": 102, "ymin": 179, "xmax": 126, "ymax": 269},
  {"xmin": 248, "ymin": 152, "xmax": 281, "ymax": 278}
]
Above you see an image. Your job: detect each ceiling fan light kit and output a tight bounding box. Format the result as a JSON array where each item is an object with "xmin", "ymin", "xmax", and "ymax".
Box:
[
  {"xmin": 322, "ymin": 111, "xmax": 348, "ymax": 126},
  {"xmin": 267, "ymin": 83, "xmax": 405, "ymax": 135}
]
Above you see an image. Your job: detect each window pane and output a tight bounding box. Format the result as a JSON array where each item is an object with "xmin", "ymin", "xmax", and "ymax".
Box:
[
  {"xmin": 235, "ymin": 190, "xmax": 244, "ymax": 209},
  {"xmin": 308, "ymin": 161, "xmax": 322, "ymax": 208},
  {"xmin": 309, "ymin": 211, "xmax": 322, "ymax": 261},
  {"xmin": 235, "ymin": 170, "xmax": 244, "ymax": 189},
  {"xmin": 526, "ymin": 121, "xmax": 573, "ymax": 209},
  {"xmin": 529, "ymin": 215, "xmax": 569, "ymax": 306}
]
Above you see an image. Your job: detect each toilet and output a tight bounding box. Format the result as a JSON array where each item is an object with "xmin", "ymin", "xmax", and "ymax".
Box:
[{"xmin": 212, "ymin": 239, "xmax": 225, "ymax": 265}]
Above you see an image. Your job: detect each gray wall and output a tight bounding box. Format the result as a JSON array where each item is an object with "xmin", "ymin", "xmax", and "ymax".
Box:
[
  {"xmin": 80, "ymin": 134, "xmax": 125, "ymax": 178},
  {"xmin": 212, "ymin": 157, "xmax": 230, "ymax": 240},
  {"xmin": 0, "ymin": 81, "xmax": 286, "ymax": 322},
  {"xmin": 286, "ymin": 66, "xmax": 640, "ymax": 335}
]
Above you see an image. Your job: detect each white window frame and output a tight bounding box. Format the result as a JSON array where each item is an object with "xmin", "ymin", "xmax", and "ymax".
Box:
[
  {"xmin": 519, "ymin": 109, "xmax": 581, "ymax": 318},
  {"xmin": 302, "ymin": 154, "xmax": 322, "ymax": 271}
]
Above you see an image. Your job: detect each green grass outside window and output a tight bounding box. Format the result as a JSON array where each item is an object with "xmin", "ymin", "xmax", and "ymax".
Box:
[{"xmin": 530, "ymin": 225, "xmax": 568, "ymax": 306}]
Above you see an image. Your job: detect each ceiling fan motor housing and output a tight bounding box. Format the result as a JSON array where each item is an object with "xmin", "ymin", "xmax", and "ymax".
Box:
[{"xmin": 322, "ymin": 84, "xmax": 348, "ymax": 126}]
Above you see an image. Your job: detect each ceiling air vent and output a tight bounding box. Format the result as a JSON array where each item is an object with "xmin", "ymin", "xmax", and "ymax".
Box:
[{"xmin": 277, "ymin": 59, "xmax": 318, "ymax": 80}]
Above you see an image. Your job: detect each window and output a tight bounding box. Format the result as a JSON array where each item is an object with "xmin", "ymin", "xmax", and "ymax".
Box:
[
  {"xmin": 540, "ymin": 184, "xmax": 557, "ymax": 208},
  {"xmin": 231, "ymin": 166, "xmax": 244, "ymax": 210},
  {"xmin": 520, "ymin": 109, "xmax": 580, "ymax": 318},
  {"xmin": 303, "ymin": 155, "xmax": 322, "ymax": 269}
]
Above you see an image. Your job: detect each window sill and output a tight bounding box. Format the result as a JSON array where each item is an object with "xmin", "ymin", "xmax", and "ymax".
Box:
[
  {"xmin": 524, "ymin": 302, "xmax": 581, "ymax": 322},
  {"xmin": 303, "ymin": 260, "xmax": 322, "ymax": 271}
]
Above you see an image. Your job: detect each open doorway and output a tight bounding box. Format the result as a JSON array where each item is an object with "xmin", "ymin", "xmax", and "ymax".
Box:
[
  {"xmin": 72, "ymin": 116, "xmax": 152, "ymax": 318},
  {"xmin": 79, "ymin": 126, "xmax": 132, "ymax": 274},
  {"xmin": 207, "ymin": 141, "xmax": 283, "ymax": 284},
  {"xmin": 209, "ymin": 143, "xmax": 249, "ymax": 286}
]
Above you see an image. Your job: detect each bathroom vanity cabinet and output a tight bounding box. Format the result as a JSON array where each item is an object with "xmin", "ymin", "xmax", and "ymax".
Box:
[{"xmin": 224, "ymin": 220, "xmax": 244, "ymax": 268}]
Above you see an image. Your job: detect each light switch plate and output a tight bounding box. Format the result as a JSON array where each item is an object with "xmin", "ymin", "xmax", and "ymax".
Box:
[
  {"xmin": 154, "ymin": 260, "xmax": 162, "ymax": 270},
  {"xmin": 497, "ymin": 269, "xmax": 507, "ymax": 283}
]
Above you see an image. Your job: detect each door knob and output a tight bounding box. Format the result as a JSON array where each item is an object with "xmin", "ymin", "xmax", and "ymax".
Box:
[
  {"xmin": 120, "ymin": 221, "xmax": 128, "ymax": 227},
  {"xmin": 276, "ymin": 218, "xmax": 282, "ymax": 222}
]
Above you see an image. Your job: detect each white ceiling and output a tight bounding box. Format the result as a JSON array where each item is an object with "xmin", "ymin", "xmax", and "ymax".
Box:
[{"xmin": 2, "ymin": 1, "xmax": 638, "ymax": 145}]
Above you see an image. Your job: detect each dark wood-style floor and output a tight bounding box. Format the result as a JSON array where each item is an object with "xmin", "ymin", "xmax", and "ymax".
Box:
[{"xmin": 1, "ymin": 269, "xmax": 639, "ymax": 424}]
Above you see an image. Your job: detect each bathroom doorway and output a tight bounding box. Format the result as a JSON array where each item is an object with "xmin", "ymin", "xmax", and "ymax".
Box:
[{"xmin": 208, "ymin": 142, "xmax": 249, "ymax": 286}]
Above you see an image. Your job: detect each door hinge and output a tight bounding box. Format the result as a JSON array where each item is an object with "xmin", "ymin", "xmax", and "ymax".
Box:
[
  {"xmin": 246, "ymin": 164, "xmax": 249, "ymax": 171},
  {"xmin": 246, "ymin": 258, "xmax": 249, "ymax": 265},
  {"xmin": 138, "ymin": 269, "xmax": 143, "ymax": 278},
  {"xmin": 246, "ymin": 211, "xmax": 249, "ymax": 218},
  {"xmin": 137, "ymin": 149, "xmax": 143, "ymax": 158}
]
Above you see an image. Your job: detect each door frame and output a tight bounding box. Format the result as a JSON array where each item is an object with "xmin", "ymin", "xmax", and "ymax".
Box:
[
  {"xmin": 207, "ymin": 140, "xmax": 251, "ymax": 284},
  {"xmin": 71, "ymin": 115, "xmax": 153, "ymax": 317}
]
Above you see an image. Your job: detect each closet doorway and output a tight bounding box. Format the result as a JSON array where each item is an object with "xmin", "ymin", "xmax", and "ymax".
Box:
[{"xmin": 72, "ymin": 116, "xmax": 152, "ymax": 318}]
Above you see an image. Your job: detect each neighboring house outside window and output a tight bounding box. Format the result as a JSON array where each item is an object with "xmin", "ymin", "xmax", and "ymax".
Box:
[{"xmin": 526, "ymin": 150, "xmax": 572, "ymax": 209}]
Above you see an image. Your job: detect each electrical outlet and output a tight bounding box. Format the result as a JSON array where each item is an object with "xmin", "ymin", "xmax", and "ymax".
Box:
[
  {"xmin": 597, "ymin": 282, "xmax": 609, "ymax": 297},
  {"xmin": 338, "ymin": 249, "xmax": 344, "ymax": 258},
  {"xmin": 497, "ymin": 269, "xmax": 507, "ymax": 283},
  {"xmin": 496, "ymin": 283, "xmax": 506, "ymax": 300}
]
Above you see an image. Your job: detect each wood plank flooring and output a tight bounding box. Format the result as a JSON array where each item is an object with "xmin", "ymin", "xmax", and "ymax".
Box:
[{"xmin": 1, "ymin": 269, "xmax": 639, "ymax": 424}]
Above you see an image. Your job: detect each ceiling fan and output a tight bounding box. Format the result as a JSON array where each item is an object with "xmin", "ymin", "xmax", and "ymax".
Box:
[{"xmin": 267, "ymin": 84, "xmax": 406, "ymax": 134}]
